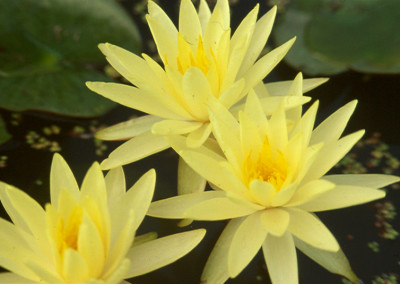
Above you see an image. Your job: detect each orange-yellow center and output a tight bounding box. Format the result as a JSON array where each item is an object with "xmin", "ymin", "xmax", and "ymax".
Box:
[
  {"xmin": 175, "ymin": 33, "xmax": 214, "ymax": 75},
  {"xmin": 242, "ymin": 138, "xmax": 288, "ymax": 190},
  {"xmin": 56, "ymin": 205, "xmax": 83, "ymax": 255}
]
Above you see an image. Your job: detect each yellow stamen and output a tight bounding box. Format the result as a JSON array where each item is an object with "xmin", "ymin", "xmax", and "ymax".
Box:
[
  {"xmin": 243, "ymin": 138, "xmax": 288, "ymax": 190},
  {"xmin": 56, "ymin": 205, "xmax": 83, "ymax": 255},
  {"xmin": 175, "ymin": 33, "xmax": 213, "ymax": 75}
]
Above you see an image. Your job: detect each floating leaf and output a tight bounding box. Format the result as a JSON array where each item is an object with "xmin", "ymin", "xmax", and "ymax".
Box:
[
  {"xmin": 273, "ymin": 0, "xmax": 400, "ymax": 75},
  {"xmin": 0, "ymin": 0, "xmax": 141, "ymax": 117}
]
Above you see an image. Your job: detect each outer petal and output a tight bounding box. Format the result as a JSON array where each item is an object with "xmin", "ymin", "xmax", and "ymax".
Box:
[
  {"xmin": 0, "ymin": 272, "xmax": 38, "ymax": 284},
  {"xmin": 179, "ymin": 0, "xmax": 202, "ymax": 48},
  {"xmin": 264, "ymin": 78, "xmax": 329, "ymax": 97},
  {"xmin": 148, "ymin": 191, "xmax": 226, "ymax": 219},
  {"xmin": 125, "ymin": 229, "xmax": 206, "ymax": 278},
  {"xmin": 228, "ymin": 212, "xmax": 267, "ymax": 277},
  {"xmin": 286, "ymin": 208, "xmax": 339, "ymax": 252},
  {"xmin": 201, "ymin": 218, "xmax": 244, "ymax": 284},
  {"xmin": 322, "ymin": 174, "xmax": 400, "ymax": 188},
  {"xmin": 294, "ymin": 237, "xmax": 358, "ymax": 282},
  {"xmin": 262, "ymin": 231, "xmax": 298, "ymax": 284},
  {"xmin": 260, "ymin": 208, "xmax": 290, "ymax": 237},
  {"xmin": 286, "ymin": 179, "xmax": 335, "ymax": 207},
  {"xmin": 186, "ymin": 122, "xmax": 212, "ymax": 148},
  {"xmin": 297, "ymin": 185, "xmax": 386, "ymax": 212},
  {"xmin": 151, "ymin": 120, "xmax": 202, "ymax": 135},
  {"xmin": 198, "ymin": 0, "xmax": 211, "ymax": 33},
  {"xmin": 50, "ymin": 153, "xmax": 79, "ymax": 206},
  {"xmin": 100, "ymin": 131, "xmax": 169, "ymax": 170},
  {"xmin": 185, "ymin": 196, "xmax": 260, "ymax": 220},
  {"xmin": 105, "ymin": 167, "xmax": 126, "ymax": 207},
  {"xmin": 95, "ymin": 115, "xmax": 162, "ymax": 141}
]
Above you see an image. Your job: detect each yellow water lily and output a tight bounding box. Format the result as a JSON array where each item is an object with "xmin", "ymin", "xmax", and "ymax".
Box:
[
  {"xmin": 0, "ymin": 154, "xmax": 205, "ymax": 284},
  {"xmin": 148, "ymin": 81, "xmax": 399, "ymax": 283},
  {"xmin": 86, "ymin": 0, "xmax": 326, "ymax": 173}
]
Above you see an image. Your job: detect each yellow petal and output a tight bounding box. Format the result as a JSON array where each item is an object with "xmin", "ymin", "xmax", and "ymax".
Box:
[
  {"xmin": 297, "ymin": 185, "xmax": 386, "ymax": 212},
  {"xmin": 24, "ymin": 261, "xmax": 63, "ymax": 284},
  {"xmin": 186, "ymin": 122, "xmax": 212, "ymax": 148},
  {"xmin": 304, "ymin": 130, "xmax": 365, "ymax": 182},
  {"xmin": 267, "ymin": 101, "xmax": 288, "ymax": 152},
  {"xmin": 249, "ymin": 180, "xmax": 276, "ymax": 206},
  {"xmin": 201, "ymin": 218, "xmax": 243, "ymax": 284},
  {"xmin": 218, "ymin": 78, "xmax": 245, "ymax": 110},
  {"xmin": 228, "ymin": 211, "xmax": 267, "ymax": 277},
  {"xmin": 86, "ymin": 82, "xmax": 187, "ymax": 120},
  {"xmin": 244, "ymin": 90, "xmax": 268, "ymax": 139},
  {"xmin": 100, "ymin": 131, "xmax": 169, "ymax": 170},
  {"xmin": 62, "ymin": 249, "xmax": 89, "ymax": 283},
  {"xmin": 294, "ymin": 237, "xmax": 358, "ymax": 282},
  {"xmin": 284, "ymin": 73, "xmax": 303, "ymax": 122},
  {"xmin": 322, "ymin": 174, "xmax": 400, "ymax": 188},
  {"xmin": 78, "ymin": 216, "xmax": 105, "ymax": 278},
  {"xmin": 178, "ymin": 157, "xmax": 207, "ymax": 195},
  {"xmin": 81, "ymin": 162, "xmax": 107, "ymax": 211},
  {"xmin": 125, "ymin": 229, "xmax": 205, "ymax": 278},
  {"xmin": 198, "ymin": 0, "xmax": 211, "ymax": 33},
  {"xmin": 104, "ymin": 258, "xmax": 131, "ymax": 284},
  {"xmin": 271, "ymin": 183, "xmax": 297, "ymax": 207},
  {"xmin": 185, "ymin": 196, "xmax": 259, "ymax": 220},
  {"xmin": 147, "ymin": 1, "xmax": 177, "ymax": 39},
  {"xmin": 262, "ymin": 231, "xmax": 298, "ymax": 284},
  {"xmin": 179, "ymin": 0, "xmax": 202, "ymax": 49},
  {"xmin": 290, "ymin": 101, "xmax": 319, "ymax": 148},
  {"xmin": 151, "ymin": 119, "xmax": 203, "ymax": 135},
  {"xmin": 239, "ymin": 111, "xmax": 263, "ymax": 162},
  {"xmin": 203, "ymin": 6, "xmax": 225, "ymax": 53},
  {"xmin": 286, "ymin": 179, "xmax": 335, "ymax": 207},
  {"xmin": 148, "ymin": 191, "xmax": 226, "ymax": 219},
  {"xmin": 105, "ymin": 167, "xmax": 126, "ymax": 207},
  {"xmin": 50, "ymin": 153, "xmax": 79, "ymax": 207},
  {"xmin": 264, "ymin": 77, "xmax": 329, "ymax": 97},
  {"xmin": 0, "ymin": 272, "xmax": 38, "ymax": 284},
  {"xmin": 310, "ymin": 100, "xmax": 357, "ymax": 145},
  {"xmin": 182, "ymin": 67, "xmax": 213, "ymax": 120},
  {"xmin": 287, "ymin": 208, "xmax": 339, "ymax": 252},
  {"xmin": 238, "ymin": 6, "xmax": 276, "ymax": 77},
  {"xmin": 95, "ymin": 115, "xmax": 162, "ymax": 141},
  {"xmin": 260, "ymin": 208, "xmax": 290, "ymax": 237},
  {"xmin": 242, "ymin": 37, "xmax": 295, "ymax": 95}
]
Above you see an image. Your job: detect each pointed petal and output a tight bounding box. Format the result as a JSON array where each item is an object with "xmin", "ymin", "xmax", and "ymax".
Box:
[
  {"xmin": 262, "ymin": 231, "xmax": 298, "ymax": 284},
  {"xmin": 86, "ymin": 82, "xmax": 186, "ymax": 120},
  {"xmin": 147, "ymin": 1, "xmax": 177, "ymax": 39},
  {"xmin": 185, "ymin": 196, "xmax": 259, "ymax": 220},
  {"xmin": 294, "ymin": 237, "xmax": 358, "ymax": 282},
  {"xmin": 297, "ymin": 185, "xmax": 386, "ymax": 212},
  {"xmin": 260, "ymin": 208, "xmax": 290, "ymax": 237},
  {"xmin": 310, "ymin": 100, "xmax": 357, "ymax": 145},
  {"xmin": 286, "ymin": 179, "xmax": 335, "ymax": 207},
  {"xmin": 62, "ymin": 249, "xmax": 89, "ymax": 283},
  {"xmin": 186, "ymin": 122, "xmax": 212, "ymax": 148},
  {"xmin": 95, "ymin": 115, "xmax": 162, "ymax": 141},
  {"xmin": 267, "ymin": 101, "xmax": 288, "ymax": 151},
  {"xmin": 148, "ymin": 191, "xmax": 226, "ymax": 219},
  {"xmin": 228, "ymin": 212, "xmax": 267, "ymax": 277},
  {"xmin": 271, "ymin": 183, "xmax": 297, "ymax": 207},
  {"xmin": 179, "ymin": 0, "xmax": 202, "ymax": 49},
  {"xmin": 104, "ymin": 258, "xmax": 131, "ymax": 284},
  {"xmin": 322, "ymin": 174, "xmax": 400, "ymax": 188},
  {"xmin": 198, "ymin": 0, "xmax": 211, "ymax": 33},
  {"xmin": 100, "ymin": 131, "xmax": 169, "ymax": 170},
  {"xmin": 287, "ymin": 208, "xmax": 339, "ymax": 252},
  {"xmin": 304, "ymin": 130, "xmax": 365, "ymax": 182},
  {"xmin": 50, "ymin": 153, "xmax": 79, "ymax": 206},
  {"xmin": 81, "ymin": 162, "xmax": 107, "ymax": 210},
  {"xmin": 242, "ymin": 38, "xmax": 295, "ymax": 94},
  {"xmin": 105, "ymin": 167, "xmax": 126, "ymax": 207},
  {"xmin": 201, "ymin": 218, "xmax": 244, "ymax": 284},
  {"xmin": 218, "ymin": 79, "xmax": 245, "ymax": 110},
  {"xmin": 244, "ymin": 90, "xmax": 268, "ymax": 138},
  {"xmin": 125, "ymin": 229, "xmax": 205, "ymax": 278},
  {"xmin": 249, "ymin": 180, "xmax": 276, "ymax": 207},
  {"xmin": 178, "ymin": 157, "xmax": 207, "ymax": 195},
  {"xmin": 264, "ymin": 77, "xmax": 329, "ymax": 97},
  {"xmin": 151, "ymin": 120, "xmax": 202, "ymax": 135},
  {"xmin": 238, "ymin": 6, "xmax": 277, "ymax": 77}
]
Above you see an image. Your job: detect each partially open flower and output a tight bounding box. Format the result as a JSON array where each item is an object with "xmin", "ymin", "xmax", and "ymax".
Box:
[
  {"xmin": 86, "ymin": 0, "xmax": 325, "ymax": 171},
  {"xmin": 148, "ymin": 83, "xmax": 399, "ymax": 283},
  {"xmin": 0, "ymin": 154, "xmax": 205, "ymax": 284}
]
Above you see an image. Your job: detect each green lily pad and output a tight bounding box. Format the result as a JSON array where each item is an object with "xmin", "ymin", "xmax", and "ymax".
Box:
[
  {"xmin": 0, "ymin": 0, "xmax": 141, "ymax": 117},
  {"xmin": 0, "ymin": 116, "xmax": 10, "ymax": 145},
  {"xmin": 273, "ymin": 0, "xmax": 400, "ymax": 75}
]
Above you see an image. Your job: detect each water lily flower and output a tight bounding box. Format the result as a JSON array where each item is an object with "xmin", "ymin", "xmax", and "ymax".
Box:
[
  {"xmin": 0, "ymin": 154, "xmax": 205, "ymax": 284},
  {"xmin": 147, "ymin": 83, "xmax": 399, "ymax": 283},
  {"xmin": 86, "ymin": 0, "xmax": 326, "ymax": 175}
]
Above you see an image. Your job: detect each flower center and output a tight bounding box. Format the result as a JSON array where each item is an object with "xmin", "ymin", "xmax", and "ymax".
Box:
[
  {"xmin": 242, "ymin": 138, "xmax": 288, "ymax": 190},
  {"xmin": 56, "ymin": 205, "xmax": 83, "ymax": 255},
  {"xmin": 175, "ymin": 33, "xmax": 214, "ymax": 75}
]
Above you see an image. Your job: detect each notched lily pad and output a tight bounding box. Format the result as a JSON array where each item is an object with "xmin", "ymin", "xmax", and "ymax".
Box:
[
  {"xmin": 273, "ymin": 0, "xmax": 400, "ymax": 75},
  {"xmin": 0, "ymin": 0, "xmax": 141, "ymax": 117}
]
